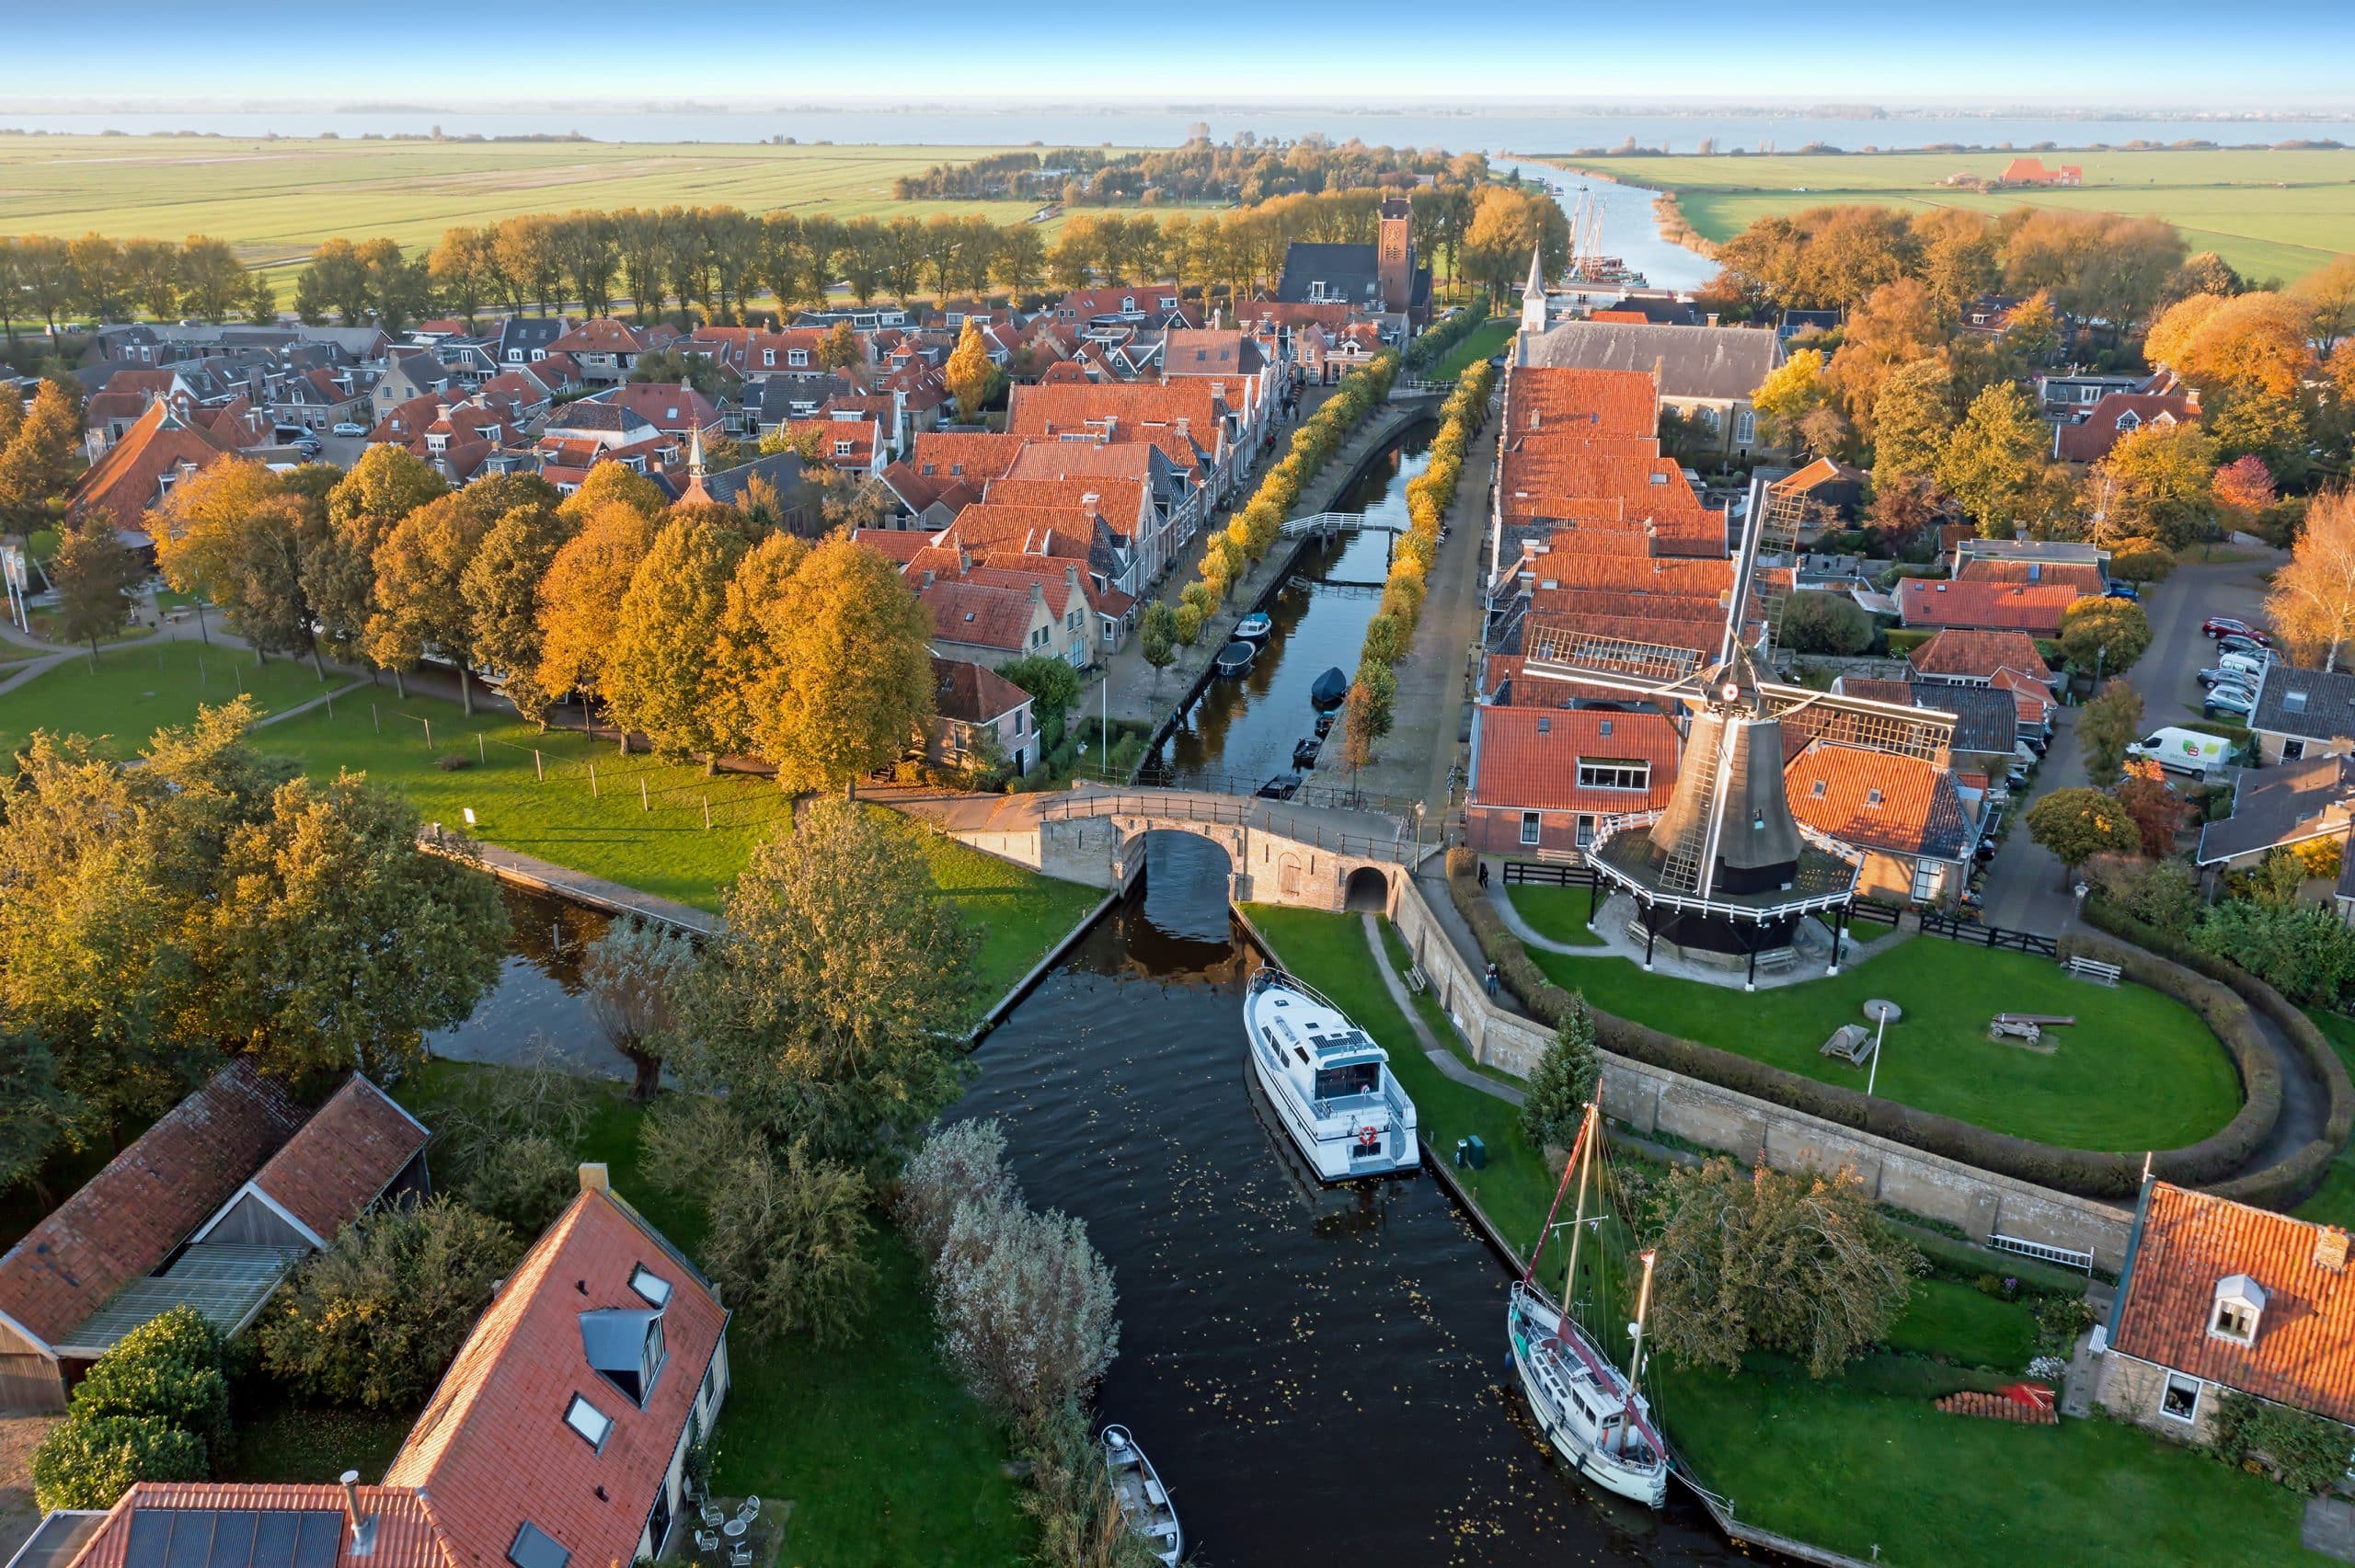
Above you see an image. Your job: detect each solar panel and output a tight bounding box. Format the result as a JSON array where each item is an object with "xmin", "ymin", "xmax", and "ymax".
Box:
[
  {"xmin": 121, "ymin": 1512, "xmax": 344, "ymax": 1568},
  {"xmin": 249, "ymin": 1514, "xmax": 300, "ymax": 1568}
]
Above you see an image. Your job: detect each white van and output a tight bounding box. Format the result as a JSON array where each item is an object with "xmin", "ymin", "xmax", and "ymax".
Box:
[
  {"xmin": 2217, "ymin": 651, "xmax": 2269, "ymax": 681},
  {"xmin": 2128, "ymin": 727, "xmax": 2234, "ymax": 778}
]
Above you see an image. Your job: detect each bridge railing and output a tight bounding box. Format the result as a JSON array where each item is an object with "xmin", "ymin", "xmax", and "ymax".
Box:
[{"xmin": 1040, "ymin": 791, "xmax": 1410, "ymax": 862}]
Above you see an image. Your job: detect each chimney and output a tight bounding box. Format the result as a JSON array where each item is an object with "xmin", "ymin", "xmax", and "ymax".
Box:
[
  {"xmin": 1065, "ymin": 564, "xmax": 1078, "ymax": 588},
  {"xmin": 339, "ymin": 1471, "xmax": 377, "ymax": 1556},
  {"xmin": 1029, "ymin": 580, "xmax": 1044, "ymax": 603},
  {"xmin": 1706, "ymin": 313, "xmax": 1721, "ymax": 328},
  {"xmin": 2319, "ymin": 1228, "xmax": 2349, "ymax": 1273},
  {"xmin": 578, "ymin": 1162, "xmax": 611, "ymax": 1194},
  {"xmin": 922, "ymin": 568, "xmax": 935, "ymax": 589}
]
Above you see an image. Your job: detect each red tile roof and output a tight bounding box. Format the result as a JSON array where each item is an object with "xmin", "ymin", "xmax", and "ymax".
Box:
[
  {"xmin": 921, "ymin": 578, "xmax": 1042, "ymax": 651},
  {"xmin": 2111, "ymin": 1182, "xmax": 2355, "ymax": 1424},
  {"xmin": 1956, "ymin": 559, "xmax": 2107, "ymax": 594},
  {"xmin": 909, "ymin": 431, "xmax": 1029, "ymax": 483},
  {"xmin": 2053, "ymin": 393, "xmax": 2201, "ymax": 464},
  {"xmin": 68, "ymin": 402, "xmax": 233, "ymax": 534},
  {"xmin": 1785, "ymin": 739, "xmax": 1971, "ymax": 860},
  {"xmin": 1502, "ymin": 366, "xmax": 1661, "ymax": 443},
  {"xmin": 383, "ymin": 1185, "xmax": 727, "ymax": 1568},
  {"xmin": 1897, "ymin": 578, "xmax": 2081, "ymax": 634},
  {"xmin": 1470, "ymin": 705, "xmax": 1679, "ymax": 814},
  {"xmin": 932, "ymin": 656, "xmax": 1029, "ymax": 724},
  {"xmin": 250, "ymin": 1076, "xmax": 430, "ymax": 1244},
  {"xmin": 1908, "ymin": 627, "xmax": 2054, "ymax": 681},
  {"xmin": 0, "ymin": 1059, "xmax": 306, "ymax": 1346}
]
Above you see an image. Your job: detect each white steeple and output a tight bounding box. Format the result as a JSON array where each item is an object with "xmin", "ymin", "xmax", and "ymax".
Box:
[
  {"xmin": 1519, "ymin": 245, "xmax": 1549, "ymax": 336},
  {"xmin": 687, "ymin": 423, "xmax": 706, "ymax": 479}
]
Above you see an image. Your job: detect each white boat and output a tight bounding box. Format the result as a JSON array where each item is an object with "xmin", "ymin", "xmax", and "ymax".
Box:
[
  {"xmin": 1234, "ymin": 611, "xmax": 1273, "ymax": 642},
  {"xmin": 1244, "ymin": 967, "xmax": 1419, "ymax": 1182},
  {"xmin": 1506, "ymin": 1102, "xmax": 1670, "ymax": 1508},
  {"xmin": 1101, "ymin": 1425, "xmax": 1180, "ymax": 1565}
]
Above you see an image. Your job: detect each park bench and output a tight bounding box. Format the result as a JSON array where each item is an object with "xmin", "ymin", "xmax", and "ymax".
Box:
[
  {"xmin": 1405, "ymin": 965, "xmax": 1429, "ymax": 995},
  {"xmin": 2065, "ymin": 956, "xmax": 2122, "ymax": 987},
  {"xmin": 1820, "ymin": 1024, "xmax": 1875, "ymax": 1065},
  {"xmin": 1754, "ymin": 947, "xmax": 1799, "ymax": 975}
]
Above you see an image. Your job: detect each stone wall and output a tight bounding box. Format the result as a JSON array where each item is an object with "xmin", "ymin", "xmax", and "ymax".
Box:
[
  {"xmin": 2095, "ymin": 1352, "xmax": 2219, "ymax": 1444},
  {"xmin": 1390, "ymin": 879, "xmax": 2136, "ymax": 1269}
]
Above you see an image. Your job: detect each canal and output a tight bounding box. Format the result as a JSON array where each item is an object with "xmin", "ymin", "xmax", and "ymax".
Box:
[
  {"xmin": 440, "ymin": 872, "xmax": 1739, "ymax": 1566},
  {"xmin": 1154, "ymin": 424, "xmax": 1433, "ymax": 793}
]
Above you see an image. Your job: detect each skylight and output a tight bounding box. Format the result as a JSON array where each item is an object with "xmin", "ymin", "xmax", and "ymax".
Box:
[
  {"xmin": 630, "ymin": 1265, "xmax": 672, "ymax": 1308},
  {"xmin": 563, "ymin": 1393, "xmax": 612, "ymax": 1449},
  {"xmin": 509, "ymin": 1523, "xmax": 569, "ymax": 1568}
]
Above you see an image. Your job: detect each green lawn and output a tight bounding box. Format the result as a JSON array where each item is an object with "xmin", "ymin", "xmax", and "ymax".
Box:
[
  {"xmin": 0, "ymin": 638, "xmax": 334, "ymax": 758},
  {"xmin": 244, "ymin": 684, "xmax": 1098, "ymax": 1006},
  {"xmin": 1249, "ymin": 906, "xmax": 2315, "ymax": 1565},
  {"xmin": 2297, "ymin": 1008, "xmax": 2355, "ymax": 1230},
  {"xmin": 1499, "ymin": 885, "xmax": 1606, "ymax": 947},
  {"xmin": 1533, "ymin": 936, "xmax": 2240, "ymax": 1151},
  {"xmin": 395, "ymin": 1063, "xmax": 1032, "ymax": 1567},
  {"xmin": 1545, "ymin": 146, "xmax": 2355, "ymax": 282},
  {"xmin": 1427, "ymin": 317, "xmax": 1515, "ymax": 380},
  {"xmin": 223, "ymin": 1387, "xmax": 414, "ymax": 1486}
]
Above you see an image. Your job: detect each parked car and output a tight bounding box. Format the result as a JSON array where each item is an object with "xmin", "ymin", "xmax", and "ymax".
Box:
[
  {"xmin": 2203, "ymin": 617, "xmax": 2270, "ymax": 646},
  {"xmin": 330, "ymin": 420, "xmax": 367, "ymax": 437},
  {"xmin": 2131, "ymin": 727, "xmax": 2236, "ymax": 776},
  {"xmin": 2103, "ymin": 581, "xmax": 2140, "ymax": 601},
  {"xmin": 2218, "ymin": 635, "xmax": 2270, "ymax": 659},
  {"xmin": 2204, "ymin": 688, "xmax": 2257, "ymax": 719}
]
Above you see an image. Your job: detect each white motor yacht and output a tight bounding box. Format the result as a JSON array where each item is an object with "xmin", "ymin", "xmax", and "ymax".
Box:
[{"xmin": 1244, "ymin": 967, "xmax": 1419, "ymax": 1182}]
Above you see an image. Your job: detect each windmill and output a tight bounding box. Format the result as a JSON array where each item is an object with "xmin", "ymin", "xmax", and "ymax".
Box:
[{"xmin": 1522, "ymin": 502, "xmax": 1957, "ymax": 984}]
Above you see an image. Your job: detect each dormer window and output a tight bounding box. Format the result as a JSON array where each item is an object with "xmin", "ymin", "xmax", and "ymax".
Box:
[
  {"xmin": 2211, "ymin": 1274, "xmax": 2267, "ymax": 1345},
  {"xmin": 563, "ymin": 1393, "xmax": 613, "ymax": 1449},
  {"xmin": 630, "ymin": 1265, "xmax": 672, "ymax": 1307},
  {"xmin": 1866, "ymin": 788, "xmax": 1885, "ymax": 807},
  {"xmin": 581, "ymin": 1306, "xmax": 667, "ymax": 1406}
]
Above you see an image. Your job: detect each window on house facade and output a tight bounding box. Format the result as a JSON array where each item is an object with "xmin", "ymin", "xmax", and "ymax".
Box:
[
  {"xmin": 1577, "ymin": 759, "xmax": 1650, "ymax": 791},
  {"xmin": 1911, "ymin": 860, "xmax": 1941, "ymax": 903},
  {"xmin": 2160, "ymin": 1373, "xmax": 2200, "ymax": 1424},
  {"xmin": 1734, "ymin": 409, "xmax": 1757, "ymax": 444},
  {"xmin": 789, "ymin": 349, "xmax": 809, "ymax": 366},
  {"xmin": 763, "ymin": 349, "xmax": 775, "ymax": 367},
  {"xmin": 833, "ymin": 440, "xmax": 853, "ymax": 457},
  {"xmin": 2211, "ymin": 1275, "xmax": 2267, "ymax": 1345},
  {"xmin": 1576, "ymin": 815, "xmax": 1595, "ymax": 848},
  {"xmin": 2285, "ymin": 739, "xmax": 2308, "ymax": 761},
  {"xmin": 1520, "ymin": 812, "xmax": 1543, "ymax": 846}
]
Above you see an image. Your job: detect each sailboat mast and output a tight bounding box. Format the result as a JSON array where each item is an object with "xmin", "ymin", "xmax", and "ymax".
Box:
[
  {"xmin": 1625, "ymin": 1248, "xmax": 1658, "ymax": 1407},
  {"xmin": 1521, "ymin": 1108, "xmax": 1589, "ymax": 1286},
  {"xmin": 1559, "ymin": 1102, "xmax": 1597, "ymax": 1336}
]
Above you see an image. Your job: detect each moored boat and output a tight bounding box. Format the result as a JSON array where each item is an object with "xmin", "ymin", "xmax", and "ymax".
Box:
[
  {"xmin": 1214, "ymin": 640, "xmax": 1256, "ymax": 677},
  {"xmin": 1101, "ymin": 1425, "xmax": 1179, "ymax": 1565},
  {"xmin": 1506, "ymin": 1102, "xmax": 1670, "ymax": 1508},
  {"xmin": 1244, "ymin": 967, "xmax": 1419, "ymax": 1182},
  {"xmin": 1234, "ymin": 611, "xmax": 1273, "ymax": 642},
  {"xmin": 1310, "ymin": 666, "xmax": 1349, "ymax": 708}
]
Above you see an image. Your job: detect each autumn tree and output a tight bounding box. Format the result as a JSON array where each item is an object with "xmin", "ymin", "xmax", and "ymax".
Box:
[
  {"xmin": 1649, "ymin": 1158, "xmax": 1919, "ymax": 1380},
  {"xmin": 2268, "ymin": 489, "xmax": 2355, "ymax": 671},
  {"xmin": 534, "ymin": 491, "xmax": 662, "ymax": 716},
  {"xmin": 153, "ymin": 462, "xmax": 325, "ymax": 670},
  {"xmin": 1138, "ymin": 601, "xmax": 1178, "ymax": 690},
  {"xmin": 706, "ymin": 533, "xmax": 812, "ymax": 758},
  {"xmin": 2025, "ymin": 788, "xmax": 2142, "ymax": 878},
  {"xmin": 367, "ymin": 475, "xmax": 555, "ymax": 714},
  {"xmin": 944, "ymin": 319, "xmax": 998, "ymax": 424},
  {"xmin": 460, "ymin": 499, "xmax": 577, "ymax": 725},
  {"xmin": 2078, "ymin": 679, "xmax": 2145, "ymax": 783},
  {"xmin": 672, "ymin": 797, "xmax": 977, "ymax": 1173},
  {"xmin": 2113, "ymin": 760, "xmax": 2188, "ymax": 859},
  {"xmin": 49, "ymin": 517, "xmax": 141, "ymax": 656},
  {"xmin": 315, "ymin": 446, "xmax": 447, "ymax": 686},
  {"xmin": 0, "ymin": 382, "xmax": 82, "ymax": 532},
  {"xmin": 1867, "ymin": 358, "xmax": 1953, "ymax": 490},
  {"xmin": 2094, "ymin": 422, "xmax": 2217, "ymax": 549},
  {"xmin": 1935, "ymin": 382, "xmax": 2051, "ymax": 533},
  {"xmin": 1827, "ymin": 276, "xmax": 1943, "ymax": 437},
  {"xmin": 2212, "ymin": 455, "xmax": 2278, "ymax": 532},
  {"xmin": 604, "ymin": 512, "xmax": 746, "ymax": 760},
  {"xmin": 1749, "ymin": 348, "xmax": 1833, "ymax": 453},
  {"xmin": 752, "ymin": 532, "xmax": 935, "ymax": 796},
  {"xmin": 2058, "ymin": 597, "xmax": 2152, "ymax": 679}
]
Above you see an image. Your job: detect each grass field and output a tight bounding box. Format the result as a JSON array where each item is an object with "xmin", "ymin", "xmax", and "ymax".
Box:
[
  {"xmin": 2296, "ymin": 1007, "xmax": 2355, "ymax": 1231},
  {"xmin": 236, "ymin": 683, "xmax": 1097, "ymax": 1002},
  {"xmin": 0, "ymin": 638, "xmax": 334, "ymax": 758},
  {"xmin": 1532, "ymin": 936, "xmax": 2240, "ymax": 1150},
  {"xmin": 1499, "ymin": 885, "xmax": 1606, "ymax": 947},
  {"xmin": 393, "ymin": 1062, "xmax": 1031, "ymax": 1566},
  {"xmin": 1426, "ymin": 317, "xmax": 1515, "ymax": 379},
  {"xmin": 1247, "ymin": 904, "xmax": 2317, "ymax": 1568},
  {"xmin": 0, "ymin": 133, "xmax": 1155, "ymax": 293},
  {"xmin": 1540, "ymin": 147, "xmax": 2355, "ymax": 282}
]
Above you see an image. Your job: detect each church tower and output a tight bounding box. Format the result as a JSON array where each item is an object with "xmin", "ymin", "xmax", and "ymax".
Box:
[
  {"xmin": 1376, "ymin": 197, "xmax": 1413, "ymax": 313},
  {"xmin": 1519, "ymin": 245, "xmax": 1549, "ymax": 337}
]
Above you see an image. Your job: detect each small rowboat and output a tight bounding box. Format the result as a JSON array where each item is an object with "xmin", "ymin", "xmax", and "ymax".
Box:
[
  {"xmin": 1214, "ymin": 640, "xmax": 1256, "ymax": 677},
  {"xmin": 1101, "ymin": 1425, "xmax": 1179, "ymax": 1565}
]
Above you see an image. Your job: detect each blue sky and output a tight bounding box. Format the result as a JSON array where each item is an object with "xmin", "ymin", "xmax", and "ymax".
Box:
[{"xmin": 7, "ymin": 1, "xmax": 2352, "ymax": 106}]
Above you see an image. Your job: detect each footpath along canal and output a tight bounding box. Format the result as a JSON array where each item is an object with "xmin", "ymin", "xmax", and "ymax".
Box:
[{"xmin": 435, "ymin": 865, "xmax": 1740, "ymax": 1565}]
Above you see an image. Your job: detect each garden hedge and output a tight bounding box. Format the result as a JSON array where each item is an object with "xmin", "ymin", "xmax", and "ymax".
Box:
[
  {"xmin": 1445, "ymin": 866, "xmax": 2290, "ymax": 1200},
  {"xmin": 2085, "ymin": 898, "xmax": 2355, "ymax": 1210}
]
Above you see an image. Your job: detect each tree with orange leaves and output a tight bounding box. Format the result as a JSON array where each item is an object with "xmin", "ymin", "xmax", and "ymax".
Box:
[
  {"xmin": 2265, "ymin": 489, "xmax": 2355, "ymax": 672},
  {"xmin": 2113, "ymin": 760, "xmax": 2188, "ymax": 859}
]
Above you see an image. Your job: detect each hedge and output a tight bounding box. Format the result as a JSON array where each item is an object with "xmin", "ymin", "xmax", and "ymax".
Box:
[
  {"xmin": 1442, "ymin": 864, "xmax": 2285, "ymax": 1199},
  {"xmin": 1402, "ymin": 305, "xmax": 1491, "ymax": 373},
  {"xmin": 29, "ymin": 1305, "xmax": 229, "ymax": 1510},
  {"xmin": 2085, "ymin": 897, "xmax": 2355, "ymax": 1210}
]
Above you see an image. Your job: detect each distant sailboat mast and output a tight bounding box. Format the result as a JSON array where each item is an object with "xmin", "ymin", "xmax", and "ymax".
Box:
[{"xmin": 1560, "ymin": 1100, "xmax": 1597, "ymax": 1341}]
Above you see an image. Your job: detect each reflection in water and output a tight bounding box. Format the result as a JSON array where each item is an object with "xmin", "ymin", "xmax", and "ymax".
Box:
[
  {"xmin": 427, "ymin": 885, "xmax": 631, "ymax": 1079},
  {"xmin": 1162, "ymin": 427, "xmax": 1433, "ymax": 790},
  {"xmin": 960, "ymin": 840, "xmax": 1735, "ymax": 1566}
]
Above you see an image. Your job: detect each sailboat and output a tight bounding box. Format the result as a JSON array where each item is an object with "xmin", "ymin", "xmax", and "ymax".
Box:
[
  {"xmin": 1505, "ymin": 1101, "xmax": 1670, "ymax": 1508},
  {"xmin": 1561, "ymin": 186, "xmax": 1646, "ymax": 290}
]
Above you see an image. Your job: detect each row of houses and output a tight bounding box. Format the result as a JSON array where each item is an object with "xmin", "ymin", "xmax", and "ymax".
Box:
[{"xmin": 4, "ymin": 1062, "xmax": 730, "ymax": 1568}]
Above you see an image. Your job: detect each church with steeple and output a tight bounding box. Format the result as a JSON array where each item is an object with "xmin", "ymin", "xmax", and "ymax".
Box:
[{"xmin": 1519, "ymin": 245, "xmax": 1551, "ymax": 338}]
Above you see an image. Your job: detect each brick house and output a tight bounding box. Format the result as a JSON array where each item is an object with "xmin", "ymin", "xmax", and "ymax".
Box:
[
  {"xmin": 1465, "ymin": 704, "xmax": 1680, "ymax": 860},
  {"xmin": 927, "ymin": 657, "xmax": 1036, "ymax": 777},
  {"xmin": 2095, "ymin": 1180, "xmax": 2355, "ymax": 1450},
  {"xmin": 1783, "ymin": 738, "xmax": 1976, "ymax": 906},
  {"xmin": 1897, "ymin": 578, "xmax": 2083, "ymax": 637}
]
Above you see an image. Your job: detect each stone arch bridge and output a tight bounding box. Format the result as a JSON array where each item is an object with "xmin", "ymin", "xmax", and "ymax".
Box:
[{"xmin": 930, "ymin": 783, "xmax": 1416, "ymax": 914}]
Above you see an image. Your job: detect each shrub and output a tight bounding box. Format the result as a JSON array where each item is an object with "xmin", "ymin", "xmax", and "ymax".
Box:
[
  {"xmin": 459, "ymin": 1130, "xmax": 579, "ymax": 1233},
  {"xmin": 2210, "ymin": 1390, "xmax": 2355, "ymax": 1494},
  {"xmin": 702, "ymin": 1138, "xmax": 875, "ymax": 1346},
  {"xmin": 896, "ymin": 1118, "xmax": 1019, "ymax": 1269},
  {"xmin": 258, "ymin": 1197, "xmax": 522, "ymax": 1410},
  {"xmin": 936, "ymin": 1193, "xmax": 1118, "ymax": 1439},
  {"xmin": 68, "ymin": 1306, "xmax": 230, "ymax": 1459},
  {"xmin": 1777, "ymin": 591, "xmax": 1874, "ymax": 655},
  {"xmin": 31, "ymin": 1415, "xmax": 208, "ymax": 1510},
  {"xmin": 435, "ymin": 752, "xmax": 473, "ymax": 772}
]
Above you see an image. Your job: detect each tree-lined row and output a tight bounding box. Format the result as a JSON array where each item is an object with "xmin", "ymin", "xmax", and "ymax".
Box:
[
  {"xmin": 147, "ymin": 449, "xmax": 937, "ymax": 787},
  {"xmin": 0, "ymin": 233, "xmax": 266, "ymax": 339},
  {"xmin": 1342, "ymin": 359, "xmax": 1494, "ymax": 767},
  {"xmin": 895, "ymin": 134, "xmax": 1486, "ymax": 209}
]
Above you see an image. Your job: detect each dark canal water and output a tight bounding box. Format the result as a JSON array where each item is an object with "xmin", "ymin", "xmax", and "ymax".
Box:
[
  {"xmin": 438, "ymin": 866, "xmax": 1739, "ymax": 1565},
  {"xmin": 1157, "ymin": 426, "xmax": 1432, "ymax": 791}
]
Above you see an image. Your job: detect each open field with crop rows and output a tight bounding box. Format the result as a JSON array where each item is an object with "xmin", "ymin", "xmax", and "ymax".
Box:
[{"xmin": 1545, "ymin": 147, "xmax": 2355, "ymax": 282}]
